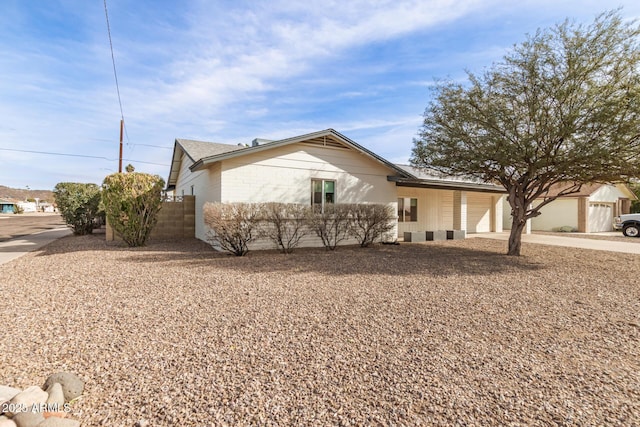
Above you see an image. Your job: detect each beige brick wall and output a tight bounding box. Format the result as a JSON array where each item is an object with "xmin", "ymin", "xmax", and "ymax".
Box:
[{"xmin": 106, "ymin": 196, "xmax": 195, "ymax": 241}]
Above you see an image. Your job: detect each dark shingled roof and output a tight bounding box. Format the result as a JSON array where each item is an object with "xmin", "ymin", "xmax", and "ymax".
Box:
[{"xmin": 175, "ymin": 138, "xmax": 243, "ymax": 163}]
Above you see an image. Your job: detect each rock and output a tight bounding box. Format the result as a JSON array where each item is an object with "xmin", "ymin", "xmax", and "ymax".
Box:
[
  {"xmin": 39, "ymin": 417, "xmax": 80, "ymax": 427},
  {"xmin": 11, "ymin": 411, "xmax": 44, "ymax": 427},
  {"xmin": 0, "ymin": 415, "xmax": 18, "ymax": 427},
  {"xmin": 42, "ymin": 374, "xmax": 83, "ymax": 403},
  {"xmin": 43, "ymin": 411, "xmax": 66, "ymax": 420},
  {"xmin": 8, "ymin": 387, "xmax": 48, "ymax": 416},
  {"xmin": 0, "ymin": 386, "xmax": 21, "ymax": 406},
  {"xmin": 45, "ymin": 383, "xmax": 64, "ymax": 408}
]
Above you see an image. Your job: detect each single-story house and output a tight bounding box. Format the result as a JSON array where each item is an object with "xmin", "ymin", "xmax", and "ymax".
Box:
[
  {"xmin": 166, "ymin": 128, "xmax": 506, "ymax": 246},
  {"xmin": 502, "ymin": 183, "xmax": 636, "ymax": 232}
]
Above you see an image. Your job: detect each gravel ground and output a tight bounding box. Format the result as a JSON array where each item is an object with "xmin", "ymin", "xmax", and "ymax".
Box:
[{"xmin": 1, "ymin": 235, "xmax": 639, "ymax": 426}]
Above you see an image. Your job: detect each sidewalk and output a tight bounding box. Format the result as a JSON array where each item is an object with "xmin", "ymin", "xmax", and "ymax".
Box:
[
  {"xmin": 471, "ymin": 232, "xmax": 640, "ymax": 255},
  {"xmin": 0, "ymin": 227, "xmax": 72, "ymax": 265}
]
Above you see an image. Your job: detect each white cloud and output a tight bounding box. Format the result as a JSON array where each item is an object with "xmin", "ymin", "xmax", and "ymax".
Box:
[
  {"xmin": 3, "ymin": 0, "xmax": 640, "ymax": 189},
  {"xmin": 131, "ymin": 0, "xmax": 497, "ymax": 122}
]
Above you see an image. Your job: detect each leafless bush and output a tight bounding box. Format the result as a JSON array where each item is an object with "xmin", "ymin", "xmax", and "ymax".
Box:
[
  {"xmin": 306, "ymin": 204, "xmax": 352, "ymax": 250},
  {"xmin": 203, "ymin": 202, "xmax": 262, "ymax": 256},
  {"xmin": 348, "ymin": 203, "xmax": 396, "ymax": 247},
  {"xmin": 260, "ymin": 203, "xmax": 311, "ymax": 254}
]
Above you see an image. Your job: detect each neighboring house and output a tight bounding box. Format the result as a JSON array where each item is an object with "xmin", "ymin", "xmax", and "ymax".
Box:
[
  {"xmin": 17, "ymin": 201, "xmax": 37, "ymax": 213},
  {"xmin": 502, "ymin": 183, "xmax": 636, "ymax": 232},
  {"xmin": 166, "ymin": 128, "xmax": 506, "ymax": 246},
  {"xmin": 40, "ymin": 203, "xmax": 56, "ymax": 213},
  {"xmin": 0, "ymin": 199, "xmax": 15, "ymax": 214}
]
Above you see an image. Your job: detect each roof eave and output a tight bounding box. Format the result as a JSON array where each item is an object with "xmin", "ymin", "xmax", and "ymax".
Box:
[
  {"xmin": 190, "ymin": 128, "xmax": 415, "ymax": 178},
  {"xmin": 166, "ymin": 139, "xmax": 188, "ymax": 189},
  {"xmin": 389, "ymin": 176, "xmax": 506, "ymax": 194}
]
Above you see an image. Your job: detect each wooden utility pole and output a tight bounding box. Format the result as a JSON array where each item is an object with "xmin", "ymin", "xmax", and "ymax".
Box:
[{"xmin": 118, "ymin": 119, "xmax": 124, "ymax": 173}]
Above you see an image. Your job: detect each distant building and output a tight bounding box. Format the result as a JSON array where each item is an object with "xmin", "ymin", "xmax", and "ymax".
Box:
[
  {"xmin": 17, "ymin": 201, "xmax": 37, "ymax": 213},
  {"xmin": 0, "ymin": 199, "xmax": 15, "ymax": 214}
]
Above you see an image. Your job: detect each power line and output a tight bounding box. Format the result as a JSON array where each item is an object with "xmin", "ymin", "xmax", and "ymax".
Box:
[
  {"xmin": 128, "ymin": 143, "xmax": 173, "ymax": 149},
  {"xmin": 103, "ymin": 0, "xmax": 131, "ymax": 145},
  {"xmin": 0, "ymin": 147, "xmax": 169, "ymax": 167},
  {"xmin": 86, "ymin": 138, "xmax": 173, "ymax": 150}
]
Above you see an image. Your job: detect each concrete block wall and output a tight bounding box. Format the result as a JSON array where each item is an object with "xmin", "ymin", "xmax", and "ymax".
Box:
[{"xmin": 106, "ymin": 196, "xmax": 195, "ymax": 241}]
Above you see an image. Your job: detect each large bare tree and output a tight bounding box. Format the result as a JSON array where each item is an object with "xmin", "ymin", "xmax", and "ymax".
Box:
[{"xmin": 411, "ymin": 10, "xmax": 640, "ymax": 255}]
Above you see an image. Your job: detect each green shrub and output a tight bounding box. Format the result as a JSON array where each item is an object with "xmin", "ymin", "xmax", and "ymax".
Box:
[
  {"xmin": 12, "ymin": 204, "xmax": 24, "ymax": 214},
  {"xmin": 102, "ymin": 172, "xmax": 165, "ymax": 247},
  {"xmin": 203, "ymin": 202, "xmax": 262, "ymax": 256},
  {"xmin": 53, "ymin": 182, "xmax": 102, "ymax": 235}
]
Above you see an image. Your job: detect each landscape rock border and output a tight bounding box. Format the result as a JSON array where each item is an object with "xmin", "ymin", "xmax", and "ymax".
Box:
[{"xmin": 0, "ymin": 373, "xmax": 83, "ymax": 427}]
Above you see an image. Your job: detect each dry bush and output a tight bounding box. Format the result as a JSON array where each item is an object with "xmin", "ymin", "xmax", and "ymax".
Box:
[
  {"xmin": 348, "ymin": 203, "xmax": 396, "ymax": 247},
  {"xmin": 260, "ymin": 203, "xmax": 310, "ymax": 254},
  {"xmin": 203, "ymin": 202, "xmax": 262, "ymax": 256},
  {"xmin": 306, "ymin": 204, "xmax": 352, "ymax": 250}
]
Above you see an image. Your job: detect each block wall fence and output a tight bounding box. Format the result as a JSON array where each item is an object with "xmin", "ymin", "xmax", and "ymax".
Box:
[{"xmin": 105, "ymin": 195, "xmax": 195, "ymax": 241}]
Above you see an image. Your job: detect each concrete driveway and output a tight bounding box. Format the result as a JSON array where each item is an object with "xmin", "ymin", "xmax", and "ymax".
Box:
[{"xmin": 471, "ymin": 232, "xmax": 640, "ymax": 255}]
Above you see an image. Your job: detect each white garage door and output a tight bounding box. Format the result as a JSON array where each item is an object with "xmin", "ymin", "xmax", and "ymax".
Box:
[
  {"xmin": 467, "ymin": 193, "xmax": 493, "ymax": 233},
  {"xmin": 589, "ymin": 203, "xmax": 613, "ymax": 232}
]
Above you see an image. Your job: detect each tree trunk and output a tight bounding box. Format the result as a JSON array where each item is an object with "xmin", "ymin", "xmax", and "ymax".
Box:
[{"xmin": 508, "ymin": 215, "xmax": 527, "ymax": 256}]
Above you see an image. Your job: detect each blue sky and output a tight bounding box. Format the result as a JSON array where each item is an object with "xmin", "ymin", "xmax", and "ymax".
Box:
[{"xmin": 1, "ymin": 0, "xmax": 639, "ymax": 190}]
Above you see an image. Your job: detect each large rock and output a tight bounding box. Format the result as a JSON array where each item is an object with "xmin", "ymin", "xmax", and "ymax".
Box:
[
  {"xmin": 45, "ymin": 383, "xmax": 64, "ymax": 408},
  {"xmin": 42, "ymin": 374, "xmax": 83, "ymax": 403},
  {"xmin": 0, "ymin": 386, "xmax": 21, "ymax": 406},
  {"xmin": 0, "ymin": 415, "xmax": 18, "ymax": 427},
  {"xmin": 7, "ymin": 387, "xmax": 47, "ymax": 416},
  {"xmin": 11, "ymin": 411, "xmax": 44, "ymax": 427}
]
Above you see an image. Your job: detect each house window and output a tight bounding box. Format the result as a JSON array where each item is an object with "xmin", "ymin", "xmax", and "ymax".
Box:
[
  {"xmin": 398, "ymin": 198, "xmax": 417, "ymax": 222},
  {"xmin": 311, "ymin": 179, "xmax": 335, "ymax": 211},
  {"xmin": 190, "ymin": 185, "xmax": 194, "ymax": 196}
]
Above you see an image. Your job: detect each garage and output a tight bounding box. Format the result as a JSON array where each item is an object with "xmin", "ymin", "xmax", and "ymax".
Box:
[
  {"xmin": 467, "ymin": 193, "xmax": 493, "ymax": 233},
  {"xmin": 589, "ymin": 203, "xmax": 614, "ymax": 232}
]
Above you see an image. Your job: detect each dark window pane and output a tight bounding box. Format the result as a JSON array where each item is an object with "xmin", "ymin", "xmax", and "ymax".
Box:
[
  {"xmin": 397, "ymin": 198, "xmax": 404, "ymax": 222},
  {"xmin": 325, "ymin": 192, "xmax": 334, "ymax": 204},
  {"xmin": 410, "ymin": 198, "xmax": 418, "ymax": 221},
  {"xmin": 325, "ymin": 181, "xmax": 335, "ymax": 204},
  {"xmin": 403, "ymin": 197, "xmax": 411, "ymax": 221},
  {"xmin": 324, "ymin": 181, "xmax": 334, "ymax": 193},
  {"xmin": 311, "ymin": 180, "xmax": 322, "ymax": 205}
]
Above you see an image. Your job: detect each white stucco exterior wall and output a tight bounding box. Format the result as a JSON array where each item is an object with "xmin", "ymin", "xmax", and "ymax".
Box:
[
  {"xmin": 174, "ymin": 154, "xmax": 224, "ymax": 241},
  {"xmin": 179, "ymin": 142, "xmax": 399, "ymax": 245},
  {"xmin": 218, "ymin": 143, "xmax": 397, "ymax": 205},
  {"xmin": 396, "ymin": 188, "xmax": 454, "ymax": 235},
  {"xmin": 531, "ymin": 198, "xmax": 579, "ymax": 231},
  {"xmin": 589, "ymin": 184, "xmax": 629, "ymax": 202}
]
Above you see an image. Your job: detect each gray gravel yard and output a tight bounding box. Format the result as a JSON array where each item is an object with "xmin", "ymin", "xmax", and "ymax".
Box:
[{"xmin": 1, "ymin": 235, "xmax": 639, "ymax": 426}]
